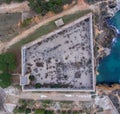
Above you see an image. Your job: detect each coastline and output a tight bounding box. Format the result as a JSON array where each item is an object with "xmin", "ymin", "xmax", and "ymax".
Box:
[
  {"xmin": 97, "ymin": 84, "xmax": 120, "ymax": 91},
  {"xmin": 97, "ymin": 10, "xmax": 120, "ymax": 84}
]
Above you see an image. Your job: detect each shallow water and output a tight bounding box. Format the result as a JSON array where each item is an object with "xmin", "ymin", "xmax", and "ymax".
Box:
[
  {"xmin": 108, "ymin": 10, "xmax": 120, "ymax": 33},
  {"xmin": 97, "ymin": 11, "xmax": 120, "ymax": 84}
]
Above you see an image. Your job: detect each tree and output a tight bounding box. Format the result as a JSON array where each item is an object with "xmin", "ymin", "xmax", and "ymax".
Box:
[
  {"xmin": 26, "ymin": 108, "xmax": 31, "ymax": 113},
  {"xmin": 16, "ymin": 0, "xmax": 24, "ymax": 2},
  {"xmin": 5, "ymin": 0, "xmax": 12, "ymax": 4},
  {"xmin": 35, "ymin": 83, "xmax": 41, "ymax": 88},
  {"xmin": 35, "ymin": 109, "xmax": 45, "ymax": 114},
  {"xmin": 0, "ymin": 73, "xmax": 11, "ymax": 88},
  {"xmin": 0, "ymin": 52, "xmax": 16, "ymax": 72},
  {"xmin": 0, "ymin": 52, "xmax": 16, "ymax": 88},
  {"xmin": 28, "ymin": 0, "xmax": 37, "ymax": 9},
  {"xmin": 5, "ymin": 0, "xmax": 24, "ymax": 4},
  {"xmin": 50, "ymin": 4, "xmax": 63, "ymax": 13},
  {"xmin": 29, "ymin": 75, "xmax": 35, "ymax": 81},
  {"xmin": 28, "ymin": 0, "xmax": 64, "ymax": 15}
]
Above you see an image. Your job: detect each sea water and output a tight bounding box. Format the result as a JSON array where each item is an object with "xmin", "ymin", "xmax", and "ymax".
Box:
[{"xmin": 97, "ymin": 10, "xmax": 120, "ymax": 84}]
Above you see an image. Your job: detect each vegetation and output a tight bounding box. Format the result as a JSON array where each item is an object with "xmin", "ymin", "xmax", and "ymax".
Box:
[
  {"xmin": 2, "ymin": 0, "xmax": 24, "ymax": 4},
  {"xmin": 84, "ymin": 0, "xmax": 101, "ymax": 4},
  {"xmin": 2, "ymin": 0, "xmax": 75, "ymax": 16},
  {"xmin": 35, "ymin": 109, "xmax": 54, "ymax": 114},
  {"xmin": 29, "ymin": 75, "xmax": 35, "ymax": 81},
  {"xmin": 91, "ymin": 95, "xmax": 96, "ymax": 99},
  {"xmin": 19, "ymin": 99, "xmax": 27, "ymax": 107},
  {"xmin": 14, "ymin": 99, "xmax": 92, "ymax": 114},
  {"xmin": 0, "ymin": 73, "xmax": 11, "ymax": 88},
  {"xmin": 17, "ymin": 107, "xmax": 25, "ymax": 113},
  {"xmin": 62, "ymin": 111, "xmax": 67, "ymax": 114},
  {"xmin": 0, "ymin": 52, "xmax": 16, "ymax": 88},
  {"xmin": 21, "ymin": 18, "xmax": 31, "ymax": 27},
  {"xmin": 26, "ymin": 108, "xmax": 31, "ymax": 113},
  {"xmin": 35, "ymin": 109, "xmax": 45, "ymax": 114},
  {"xmin": 28, "ymin": 0, "xmax": 75, "ymax": 15},
  {"xmin": 5, "ymin": 0, "xmax": 12, "ymax": 4},
  {"xmin": 73, "ymin": 111, "xmax": 79, "ymax": 114},
  {"xmin": 50, "ymin": 84, "xmax": 61, "ymax": 88},
  {"xmin": 45, "ymin": 110, "xmax": 54, "ymax": 114},
  {"xmin": 14, "ymin": 99, "xmax": 32, "ymax": 114},
  {"xmin": 0, "ymin": 52, "xmax": 16, "ymax": 72},
  {"xmin": 35, "ymin": 83, "xmax": 41, "ymax": 88}
]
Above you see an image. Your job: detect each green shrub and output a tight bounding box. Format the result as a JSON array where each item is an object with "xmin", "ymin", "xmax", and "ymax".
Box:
[
  {"xmin": 50, "ymin": 4, "xmax": 63, "ymax": 13},
  {"xmin": 73, "ymin": 111, "xmax": 79, "ymax": 114},
  {"xmin": 26, "ymin": 108, "xmax": 31, "ymax": 113},
  {"xmin": 41, "ymin": 9, "xmax": 48, "ymax": 16},
  {"xmin": 0, "ymin": 52, "xmax": 16, "ymax": 88},
  {"xmin": 29, "ymin": 75, "xmax": 35, "ymax": 81},
  {"xmin": 0, "ymin": 52, "xmax": 16, "ymax": 72},
  {"xmin": 19, "ymin": 99, "xmax": 27, "ymax": 108},
  {"xmin": 34, "ymin": 7, "xmax": 42, "ymax": 14},
  {"xmin": 35, "ymin": 109, "xmax": 45, "ymax": 114},
  {"xmin": 21, "ymin": 18, "xmax": 31, "ymax": 27},
  {"xmin": 62, "ymin": 111, "xmax": 67, "ymax": 114},
  {"xmin": 4, "ymin": 0, "xmax": 24, "ymax": 4},
  {"xmin": 0, "ymin": 72, "xmax": 11, "ymax": 88},
  {"xmin": 18, "ymin": 107, "xmax": 25, "ymax": 113},
  {"xmin": 51, "ymin": 84, "xmax": 61, "ymax": 88},
  {"xmin": 35, "ymin": 83, "xmax": 41, "ymax": 88},
  {"xmin": 28, "ymin": 0, "xmax": 74, "ymax": 15},
  {"xmin": 16, "ymin": 0, "xmax": 24, "ymax": 2},
  {"xmin": 5, "ymin": 0, "xmax": 12, "ymax": 4}
]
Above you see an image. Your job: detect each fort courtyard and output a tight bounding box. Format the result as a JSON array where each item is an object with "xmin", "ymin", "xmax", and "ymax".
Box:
[{"xmin": 21, "ymin": 13, "xmax": 95, "ymax": 91}]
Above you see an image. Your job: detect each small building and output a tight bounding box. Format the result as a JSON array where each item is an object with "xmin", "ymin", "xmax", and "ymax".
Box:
[
  {"xmin": 55, "ymin": 18, "xmax": 64, "ymax": 27},
  {"xmin": 20, "ymin": 75, "xmax": 30, "ymax": 86}
]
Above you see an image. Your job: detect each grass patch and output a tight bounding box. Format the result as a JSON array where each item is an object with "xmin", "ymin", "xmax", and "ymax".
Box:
[
  {"xmin": 0, "ymin": 73, "xmax": 11, "ymax": 88},
  {"xmin": 0, "ymin": 52, "xmax": 16, "ymax": 88},
  {"xmin": 62, "ymin": 111, "xmax": 67, "ymax": 114},
  {"xmin": 73, "ymin": 111, "xmax": 79, "ymax": 114},
  {"xmin": 21, "ymin": 18, "xmax": 31, "ymax": 28},
  {"xmin": 35, "ymin": 109, "xmax": 45, "ymax": 114},
  {"xmin": 63, "ymin": 10, "xmax": 91, "ymax": 24}
]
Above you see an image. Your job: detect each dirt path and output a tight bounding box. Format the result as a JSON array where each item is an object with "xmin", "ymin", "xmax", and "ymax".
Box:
[
  {"xmin": 18, "ymin": 92, "xmax": 91, "ymax": 101},
  {"xmin": 5, "ymin": 89, "xmax": 91, "ymax": 101},
  {"xmin": 0, "ymin": 1, "xmax": 91, "ymax": 53},
  {"xmin": 0, "ymin": 1, "xmax": 30, "ymax": 13}
]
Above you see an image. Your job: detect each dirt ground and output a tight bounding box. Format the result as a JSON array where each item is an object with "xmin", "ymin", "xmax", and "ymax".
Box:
[
  {"xmin": 0, "ymin": 1, "xmax": 30, "ymax": 13},
  {"xmin": 0, "ymin": 13, "xmax": 21, "ymax": 42}
]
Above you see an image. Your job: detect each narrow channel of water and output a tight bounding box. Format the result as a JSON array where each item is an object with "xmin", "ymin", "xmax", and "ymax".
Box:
[{"xmin": 97, "ymin": 10, "xmax": 120, "ymax": 84}]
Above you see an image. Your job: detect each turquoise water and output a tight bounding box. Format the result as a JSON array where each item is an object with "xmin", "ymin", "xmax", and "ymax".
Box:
[
  {"xmin": 97, "ymin": 10, "xmax": 120, "ymax": 84},
  {"xmin": 108, "ymin": 10, "xmax": 120, "ymax": 33}
]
